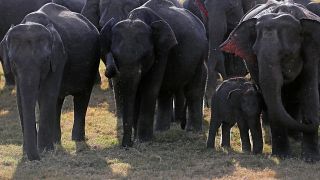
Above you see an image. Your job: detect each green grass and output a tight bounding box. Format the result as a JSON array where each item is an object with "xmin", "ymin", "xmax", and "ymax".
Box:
[{"xmin": 1, "ymin": 64, "xmax": 320, "ymax": 179}]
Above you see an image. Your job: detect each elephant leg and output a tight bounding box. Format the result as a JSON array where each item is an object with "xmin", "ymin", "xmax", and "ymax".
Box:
[
  {"xmin": 270, "ymin": 121, "xmax": 290, "ymax": 158},
  {"xmin": 221, "ymin": 122, "xmax": 232, "ymax": 148},
  {"xmin": 185, "ymin": 63, "xmax": 206, "ymax": 131},
  {"xmin": 53, "ymin": 97, "xmax": 65, "ymax": 144},
  {"xmin": 174, "ymin": 90, "xmax": 187, "ymax": 129},
  {"xmin": 155, "ymin": 92, "xmax": 173, "ymax": 131},
  {"xmin": 137, "ymin": 90, "xmax": 158, "ymax": 142},
  {"xmin": 302, "ymin": 131, "xmax": 319, "ymax": 161},
  {"xmin": 206, "ymin": 112, "xmax": 221, "ymax": 149},
  {"xmin": 248, "ymin": 118, "xmax": 263, "ymax": 154},
  {"xmin": 205, "ymin": 62, "xmax": 218, "ymax": 108},
  {"xmin": 38, "ymin": 93, "xmax": 57, "ymax": 152},
  {"xmin": 72, "ymin": 92, "xmax": 91, "ymax": 141},
  {"xmin": 4, "ymin": 72, "xmax": 15, "ymax": 86},
  {"xmin": 262, "ymin": 111, "xmax": 271, "ymax": 145},
  {"xmin": 238, "ymin": 121, "xmax": 251, "ymax": 153},
  {"xmin": 133, "ymin": 92, "xmax": 140, "ymax": 140},
  {"xmin": 17, "ymin": 88, "xmax": 26, "ymax": 153}
]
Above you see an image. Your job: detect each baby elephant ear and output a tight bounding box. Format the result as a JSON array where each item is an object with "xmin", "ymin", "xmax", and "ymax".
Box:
[
  {"xmin": 151, "ymin": 20, "xmax": 178, "ymax": 53},
  {"xmin": 46, "ymin": 24, "xmax": 66, "ymax": 72},
  {"xmin": 220, "ymin": 18, "xmax": 257, "ymax": 61}
]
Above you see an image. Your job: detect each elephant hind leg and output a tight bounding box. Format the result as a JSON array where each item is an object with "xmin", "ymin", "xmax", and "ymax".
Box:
[
  {"xmin": 174, "ymin": 90, "xmax": 187, "ymax": 129},
  {"xmin": 53, "ymin": 97, "xmax": 65, "ymax": 144},
  {"xmin": 270, "ymin": 122, "xmax": 290, "ymax": 158},
  {"xmin": 184, "ymin": 63, "xmax": 206, "ymax": 131},
  {"xmin": 238, "ymin": 120, "xmax": 251, "ymax": 153},
  {"xmin": 221, "ymin": 122, "xmax": 233, "ymax": 148},
  {"xmin": 206, "ymin": 112, "xmax": 221, "ymax": 149},
  {"xmin": 155, "ymin": 92, "xmax": 173, "ymax": 132},
  {"xmin": 72, "ymin": 92, "xmax": 92, "ymax": 141}
]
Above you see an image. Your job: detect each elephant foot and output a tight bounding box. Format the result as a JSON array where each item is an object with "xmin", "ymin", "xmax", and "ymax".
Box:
[
  {"xmin": 302, "ymin": 153, "xmax": 320, "ymax": 163},
  {"xmin": 180, "ymin": 121, "xmax": 186, "ymax": 130},
  {"xmin": 155, "ymin": 125, "xmax": 170, "ymax": 132},
  {"xmin": 271, "ymin": 151, "xmax": 292, "ymax": 159},
  {"xmin": 38, "ymin": 143, "xmax": 54, "ymax": 153},
  {"xmin": 252, "ymin": 147, "xmax": 263, "ymax": 154},
  {"xmin": 186, "ymin": 125, "xmax": 202, "ymax": 132},
  {"xmin": 137, "ymin": 135, "xmax": 153, "ymax": 143},
  {"xmin": 72, "ymin": 135, "xmax": 86, "ymax": 142},
  {"xmin": 122, "ymin": 136, "xmax": 133, "ymax": 148},
  {"xmin": 26, "ymin": 151, "xmax": 40, "ymax": 161},
  {"xmin": 206, "ymin": 141, "xmax": 215, "ymax": 149}
]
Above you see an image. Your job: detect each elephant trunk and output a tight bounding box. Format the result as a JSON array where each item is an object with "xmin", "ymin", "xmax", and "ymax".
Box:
[
  {"xmin": 258, "ymin": 52, "xmax": 316, "ymax": 133},
  {"xmin": 113, "ymin": 67, "xmax": 141, "ymax": 147},
  {"xmin": 17, "ymin": 75, "xmax": 40, "ymax": 160}
]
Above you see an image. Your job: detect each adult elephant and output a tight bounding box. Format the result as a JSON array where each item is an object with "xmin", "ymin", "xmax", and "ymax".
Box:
[
  {"xmin": 0, "ymin": 3, "xmax": 100, "ymax": 160},
  {"xmin": 203, "ymin": 0, "xmax": 269, "ymax": 107},
  {"xmin": 100, "ymin": 0, "xmax": 207, "ymax": 147},
  {"xmin": 0, "ymin": 0, "xmax": 51, "ymax": 86},
  {"xmin": 221, "ymin": 0, "xmax": 320, "ymax": 160},
  {"xmin": 52, "ymin": 0, "xmax": 86, "ymax": 12}
]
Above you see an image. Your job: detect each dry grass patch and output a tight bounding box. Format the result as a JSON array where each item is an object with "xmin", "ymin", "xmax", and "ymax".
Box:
[{"xmin": 1, "ymin": 64, "xmax": 320, "ymax": 179}]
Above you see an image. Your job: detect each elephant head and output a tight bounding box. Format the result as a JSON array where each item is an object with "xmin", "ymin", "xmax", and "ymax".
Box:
[
  {"xmin": 100, "ymin": 7, "xmax": 177, "ymax": 146},
  {"xmin": 0, "ymin": 23, "xmax": 65, "ymax": 160},
  {"xmin": 221, "ymin": 13, "xmax": 320, "ymax": 133}
]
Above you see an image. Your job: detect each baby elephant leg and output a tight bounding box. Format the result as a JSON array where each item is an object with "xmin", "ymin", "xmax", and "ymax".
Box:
[
  {"xmin": 237, "ymin": 121, "xmax": 251, "ymax": 152},
  {"xmin": 207, "ymin": 113, "xmax": 222, "ymax": 149},
  {"xmin": 248, "ymin": 118, "xmax": 263, "ymax": 154},
  {"xmin": 221, "ymin": 122, "xmax": 233, "ymax": 148}
]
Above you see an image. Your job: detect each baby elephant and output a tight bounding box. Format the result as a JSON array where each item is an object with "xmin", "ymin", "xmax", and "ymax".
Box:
[{"xmin": 207, "ymin": 77, "xmax": 263, "ymax": 154}]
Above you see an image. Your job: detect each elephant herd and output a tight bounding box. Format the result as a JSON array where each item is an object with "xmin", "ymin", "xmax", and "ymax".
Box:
[{"xmin": 0, "ymin": 0, "xmax": 320, "ymax": 162}]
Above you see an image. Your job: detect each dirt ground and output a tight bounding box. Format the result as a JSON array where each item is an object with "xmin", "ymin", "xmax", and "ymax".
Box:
[{"xmin": 1, "ymin": 64, "xmax": 320, "ymax": 179}]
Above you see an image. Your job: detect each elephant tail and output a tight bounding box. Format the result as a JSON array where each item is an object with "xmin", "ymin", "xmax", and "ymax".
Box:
[{"xmin": 105, "ymin": 53, "xmax": 119, "ymax": 78}]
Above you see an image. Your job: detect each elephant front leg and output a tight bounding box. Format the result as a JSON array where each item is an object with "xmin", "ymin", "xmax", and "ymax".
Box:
[
  {"xmin": 155, "ymin": 93, "xmax": 173, "ymax": 131},
  {"xmin": 237, "ymin": 121, "xmax": 251, "ymax": 153},
  {"xmin": 53, "ymin": 97, "xmax": 65, "ymax": 144},
  {"xmin": 206, "ymin": 112, "xmax": 222, "ymax": 149},
  {"xmin": 38, "ymin": 93, "xmax": 57, "ymax": 152},
  {"xmin": 72, "ymin": 93, "xmax": 92, "ymax": 141},
  {"xmin": 270, "ymin": 121, "xmax": 290, "ymax": 158},
  {"xmin": 185, "ymin": 63, "xmax": 206, "ymax": 131},
  {"xmin": 137, "ymin": 90, "xmax": 158, "ymax": 142},
  {"xmin": 248, "ymin": 117, "xmax": 263, "ymax": 154}
]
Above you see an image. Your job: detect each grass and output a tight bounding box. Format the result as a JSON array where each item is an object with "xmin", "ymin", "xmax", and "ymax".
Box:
[{"xmin": 1, "ymin": 64, "xmax": 320, "ymax": 180}]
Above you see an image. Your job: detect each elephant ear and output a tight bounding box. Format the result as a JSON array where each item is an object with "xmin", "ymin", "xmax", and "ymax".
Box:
[
  {"xmin": 0, "ymin": 25, "xmax": 14, "ymax": 75},
  {"xmin": 100, "ymin": 18, "xmax": 116, "ymax": 55},
  {"xmin": 220, "ymin": 18, "xmax": 257, "ymax": 61},
  {"xmin": 220, "ymin": 18, "xmax": 259, "ymax": 84},
  {"xmin": 301, "ymin": 19, "xmax": 320, "ymax": 56},
  {"xmin": 151, "ymin": 20, "xmax": 177, "ymax": 55},
  {"xmin": 47, "ymin": 24, "xmax": 66, "ymax": 73}
]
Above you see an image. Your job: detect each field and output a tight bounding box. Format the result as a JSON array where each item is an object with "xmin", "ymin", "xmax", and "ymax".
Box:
[{"xmin": 1, "ymin": 64, "xmax": 320, "ymax": 180}]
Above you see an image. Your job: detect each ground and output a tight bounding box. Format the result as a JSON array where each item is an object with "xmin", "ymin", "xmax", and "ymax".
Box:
[{"xmin": 1, "ymin": 64, "xmax": 320, "ymax": 180}]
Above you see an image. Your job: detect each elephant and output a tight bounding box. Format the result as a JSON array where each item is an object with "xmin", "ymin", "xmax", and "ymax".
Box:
[
  {"xmin": 0, "ymin": 3, "xmax": 100, "ymax": 160},
  {"xmin": 0, "ymin": 0, "xmax": 51, "ymax": 86},
  {"xmin": 207, "ymin": 77, "xmax": 263, "ymax": 154},
  {"xmin": 307, "ymin": 2, "xmax": 320, "ymax": 16},
  {"xmin": 183, "ymin": 0, "xmax": 207, "ymax": 26},
  {"xmin": 100, "ymin": 0, "xmax": 208, "ymax": 147},
  {"xmin": 203, "ymin": 0, "xmax": 269, "ymax": 107},
  {"xmin": 220, "ymin": 0, "xmax": 320, "ymax": 161},
  {"xmin": 52, "ymin": 0, "xmax": 86, "ymax": 12}
]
